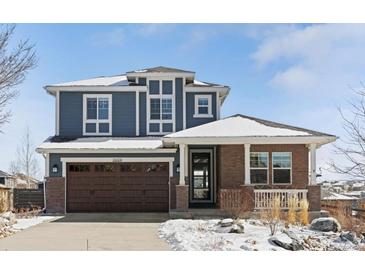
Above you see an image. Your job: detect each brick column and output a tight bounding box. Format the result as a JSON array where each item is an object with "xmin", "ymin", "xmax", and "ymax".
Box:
[
  {"xmin": 307, "ymin": 185, "xmax": 321, "ymax": 212},
  {"xmin": 176, "ymin": 185, "xmax": 189, "ymax": 211},
  {"xmin": 45, "ymin": 177, "xmax": 65, "ymax": 214}
]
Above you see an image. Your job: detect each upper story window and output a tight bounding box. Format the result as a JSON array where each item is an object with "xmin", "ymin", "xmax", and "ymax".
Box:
[
  {"xmin": 250, "ymin": 152, "xmax": 269, "ymax": 184},
  {"xmin": 194, "ymin": 95, "xmax": 212, "ymax": 118},
  {"xmin": 272, "ymin": 152, "xmax": 292, "ymax": 184},
  {"xmin": 83, "ymin": 94, "xmax": 112, "ymax": 136},
  {"xmin": 147, "ymin": 79, "xmax": 175, "ymax": 135}
]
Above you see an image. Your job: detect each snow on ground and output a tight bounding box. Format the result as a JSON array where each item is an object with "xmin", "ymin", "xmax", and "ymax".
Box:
[
  {"xmin": 12, "ymin": 216, "xmax": 56, "ymax": 230},
  {"xmin": 158, "ymin": 219, "xmax": 363, "ymax": 251}
]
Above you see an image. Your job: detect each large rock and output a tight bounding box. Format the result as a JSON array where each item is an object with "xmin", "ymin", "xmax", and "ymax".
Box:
[
  {"xmin": 220, "ymin": 218, "xmax": 234, "ymax": 227},
  {"xmin": 229, "ymin": 223, "xmax": 244, "ymax": 234},
  {"xmin": 340, "ymin": 231, "xmax": 358, "ymax": 245},
  {"xmin": 310, "ymin": 217, "xmax": 341, "ymax": 232},
  {"xmin": 268, "ymin": 237, "xmax": 304, "ymax": 251}
]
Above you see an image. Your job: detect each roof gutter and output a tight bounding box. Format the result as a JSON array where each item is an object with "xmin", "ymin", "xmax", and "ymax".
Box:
[
  {"xmin": 35, "ymin": 147, "xmax": 177, "ymax": 154},
  {"xmin": 162, "ymin": 135, "xmax": 338, "ymax": 146},
  {"xmin": 44, "ymin": 85, "xmax": 148, "ymax": 96}
]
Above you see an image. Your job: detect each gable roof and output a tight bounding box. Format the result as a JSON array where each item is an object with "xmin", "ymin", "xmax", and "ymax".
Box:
[
  {"xmin": 186, "ymin": 79, "xmax": 229, "ymax": 88},
  {"xmin": 127, "ymin": 66, "xmax": 195, "ymax": 74},
  {"xmin": 0, "ymin": 170, "xmax": 11, "ymax": 178},
  {"xmin": 164, "ymin": 114, "xmax": 337, "ymax": 145},
  {"xmin": 46, "ymin": 74, "xmax": 130, "ymax": 88}
]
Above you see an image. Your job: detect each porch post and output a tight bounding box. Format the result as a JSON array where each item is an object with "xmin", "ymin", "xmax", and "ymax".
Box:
[
  {"xmin": 179, "ymin": 144, "xmax": 186, "ymax": 185},
  {"xmin": 244, "ymin": 144, "xmax": 251, "ymax": 185},
  {"xmin": 309, "ymin": 144, "xmax": 317, "ymax": 185}
]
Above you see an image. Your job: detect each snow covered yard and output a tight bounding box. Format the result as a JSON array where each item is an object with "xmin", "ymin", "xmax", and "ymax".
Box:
[
  {"xmin": 158, "ymin": 219, "xmax": 365, "ymax": 251},
  {"xmin": 0, "ymin": 212, "xmax": 57, "ymax": 238}
]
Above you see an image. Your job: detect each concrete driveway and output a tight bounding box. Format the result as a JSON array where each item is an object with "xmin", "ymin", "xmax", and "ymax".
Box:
[{"xmin": 0, "ymin": 213, "xmax": 170, "ymax": 251}]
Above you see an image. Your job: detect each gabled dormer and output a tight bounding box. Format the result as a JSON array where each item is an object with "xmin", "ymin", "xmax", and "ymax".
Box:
[{"xmin": 44, "ymin": 66, "xmax": 230, "ymax": 138}]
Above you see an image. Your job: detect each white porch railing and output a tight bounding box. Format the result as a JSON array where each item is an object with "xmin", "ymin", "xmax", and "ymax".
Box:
[{"xmin": 254, "ymin": 189, "xmax": 308, "ymax": 210}]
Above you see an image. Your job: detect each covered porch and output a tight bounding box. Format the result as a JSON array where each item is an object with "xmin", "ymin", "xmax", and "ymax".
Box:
[{"xmin": 164, "ymin": 114, "xmax": 336, "ymax": 214}]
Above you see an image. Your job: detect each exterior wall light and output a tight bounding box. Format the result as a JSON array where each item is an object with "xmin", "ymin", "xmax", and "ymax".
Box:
[
  {"xmin": 52, "ymin": 164, "xmax": 58, "ymax": 173},
  {"xmin": 176, "ymin": 164, "xmax": 180, "ymax": 173}
]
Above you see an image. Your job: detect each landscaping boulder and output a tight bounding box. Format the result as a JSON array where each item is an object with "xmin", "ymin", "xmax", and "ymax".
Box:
[
  {"xmin": 269, "ymin": 236, "xmax": 304, "ymax": 251},
  {"xmin": 310, "ymin": 217, "xmax": 341, "ymax": 232},
  {"xmin": 229, "ymin": 223, "xmax": 244, "ymax": 234},
  {"xmin": 268, "ymin": 237, "xmax": 303, "ymax": 251},
  {"xmin": 340, "ymin": 231, "xmax": 358, "ymax": 245},
  {"xmin": 220, "ymin": 218, "xmax": 234, "ymax": 227}
]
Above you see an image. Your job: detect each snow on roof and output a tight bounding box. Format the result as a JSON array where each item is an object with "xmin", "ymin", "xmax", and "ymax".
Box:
[
  {"xmin": 186, "ymin": 79, "xmax": 228, "ymax": 88},
  {"xmin": 127, "ymin": 66, "xmax": 195, "ymax": 74},
  {"xmin": 36, "ymin": 137, "xmax": 166, "ymax": 151},
  {"xmin": 0, "ymin": 170, "xmax": 11, "ymax": 177},
  {"xmin": 322, "ymin": 192, "xmax": 358, "ymax": 200},
  {"xmin": 47, "ymin": 75, "xmax": 129, "ymax": 87},
  {"xmin": 165, "ymin": 114, "xmax": 334, "ymax": 139}
]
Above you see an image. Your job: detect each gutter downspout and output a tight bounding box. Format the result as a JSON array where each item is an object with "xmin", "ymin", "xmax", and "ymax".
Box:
[{"xmin": 41, "ymin": 153, "xmax": 47, "ymax": 213}]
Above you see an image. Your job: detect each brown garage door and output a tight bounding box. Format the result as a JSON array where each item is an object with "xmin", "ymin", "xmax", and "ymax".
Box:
[{"xmin": 66, "ymin": 162, "xmax": 169, "ymax": 212}]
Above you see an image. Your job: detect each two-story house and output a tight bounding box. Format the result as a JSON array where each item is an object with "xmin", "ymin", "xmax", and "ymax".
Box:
[{"xmin": 37, "ymin": 66, "xmax": 336, "ymax": 216}]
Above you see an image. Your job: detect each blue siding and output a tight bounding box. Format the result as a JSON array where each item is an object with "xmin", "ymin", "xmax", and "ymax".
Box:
[
  {"xmin": 186, "ymin": 92, "xmax": 217, "ymax": 128},
  {"xmin": 138, "ymin": 77, "xmax": 146, "ymax": 86},
  {"xmin": 139, "ymin": 92, "xmax": 147, "ymax": 136},
  {"xmin": 49, "ymin": 152, "xmax": 179, "ymax": 178},
  {"xmin": 175, "ymin": 78, "xmax": 183, "ymax": 131},
  {"xmin": 59, "ymin": 92, "xmax": 136, "ymax": 137},
  {"xmin": 59, "ymin": 92, "xmax": 83, "ymax": 137},
  {"xmin": 112, "ymin": 92, "xmax": 136, "ymax": 136}
]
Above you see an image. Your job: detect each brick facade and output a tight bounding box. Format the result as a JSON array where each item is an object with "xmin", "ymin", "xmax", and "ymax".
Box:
[
  {"xmin": 176, "ymin": 185, "xmax": 189, "ymax": 211},
  {"xmin": 217, "ymin": 144, "xmax": 309, "ymax": 189},
  {"xmin": 45, "ymin": 177, "xmax": 65, "ymax": 213},
  {"xmin": 217, "ymin": 144, "xmax": 320, "ymax": 212},
  {"xmin": 307, "ymin": 185, "xmax": 321, "ymax": 211}
]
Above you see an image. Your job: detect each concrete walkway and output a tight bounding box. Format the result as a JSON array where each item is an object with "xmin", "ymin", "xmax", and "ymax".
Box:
[{"xmin": 0, "ymin": 213, "xmax": 171, "ymax": 251}]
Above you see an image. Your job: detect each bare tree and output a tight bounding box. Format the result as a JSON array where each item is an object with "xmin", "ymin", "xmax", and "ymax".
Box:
[
  {"xmin": 0, "ymin": 24, "xmax": 37, "ymax": 131},
  {"xmin": 10, "ymin": 126, "xmax": 39, "ymax": 186},
  {"xmin": 330, "ymin": 86, "xmax": 365, "ymax": 179}
]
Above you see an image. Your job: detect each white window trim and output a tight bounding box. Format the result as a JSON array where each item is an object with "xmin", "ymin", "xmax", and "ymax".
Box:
[
  {"xmin": 250, "ymin": 152, "xmax": 269, "ymax": 185},
  {"xmin": 83, "ymin": 94, "xmax": 112, "ymax": 136},
  {"xmin": 272, "ymin": 152, "xmax": 293, "ymax": 185},
  {"xmin": 194, "ymin": 94, "xmax": 213, "ymax": 118},
  {"xmin": 146, "ymin": 78, "xmax": 176, "ymax": 135}
]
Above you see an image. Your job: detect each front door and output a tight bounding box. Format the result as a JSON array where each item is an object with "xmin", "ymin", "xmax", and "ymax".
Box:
[{"xmin": 189, "ymin": 149, "xmax": 214, "ymax": 205}]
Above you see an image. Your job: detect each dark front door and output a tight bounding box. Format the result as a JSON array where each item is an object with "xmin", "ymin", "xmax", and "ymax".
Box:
[{"xmin": 190, "ymin": 149, "xmax": 214, "ymax": 205}]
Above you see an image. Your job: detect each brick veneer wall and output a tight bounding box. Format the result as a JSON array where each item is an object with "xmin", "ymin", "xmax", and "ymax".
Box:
[
  {"xmin": 176, "ymin": 185, "xmax": 189, "ymax": 211},
  {"xmin": 307, "ymin": 185, "xmax": 321, "ymax": 211},
  {"xmin": 45, "ymin": 177, "xmax": 65, "ymax": 213},
  {"xmin": 217, "ymin": 144, "xmax": 309, "ymax": 189},
  {"xmin": 217, "ymin": 144, "xmax": 319, "ymax": 211}
]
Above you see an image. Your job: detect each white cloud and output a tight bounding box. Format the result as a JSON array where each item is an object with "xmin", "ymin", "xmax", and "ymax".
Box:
[
  {"xmin": 251, "ymin": 24, "xmax": 365, "ymax": 95},
  {"xmin": 91, "ymin": 28, "xmax": 125, "ymax": 47},
  {"xmin": 136, "ymin": 24, "xmax": 175, "ymax": 37}
]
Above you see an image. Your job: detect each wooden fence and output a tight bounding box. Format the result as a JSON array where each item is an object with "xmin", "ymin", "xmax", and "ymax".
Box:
[
  {"xmin": 13, "ymin": 189, "xmax": 44, "ymax": 209},
  {"xmin": 0, "ymin": 188, "xmax": 12, "ymax": 212}
]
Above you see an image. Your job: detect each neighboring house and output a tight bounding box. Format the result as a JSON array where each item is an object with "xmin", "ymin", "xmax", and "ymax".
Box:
[
  {"xmin": 0, "ymin": 171, "xmax": 39, "ymax": 189},
  {"xmin": 11, "ymin": 173, "xmax": 39, "ymax": 189},
  {"xmin": 36, "ymin": 66, "xmax": 337, "ymax": 215},
  {"xmin": 0, "ymin": 170, "xmax": 12, "ymax": 189},
  {"xmin": 322, "ymin": 192, "xmax": 358, "ymax": 217}
]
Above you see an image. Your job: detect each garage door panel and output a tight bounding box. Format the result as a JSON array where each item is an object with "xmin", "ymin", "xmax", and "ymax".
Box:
[{"xmin": 67, "ymin": 162, "xmax": 169, "ymax": 212}]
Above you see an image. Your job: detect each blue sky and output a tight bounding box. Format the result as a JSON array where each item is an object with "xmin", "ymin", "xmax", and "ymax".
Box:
[{"xmin": 1, "ymin": 23, "xmax": 364, "ymax": 180}]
